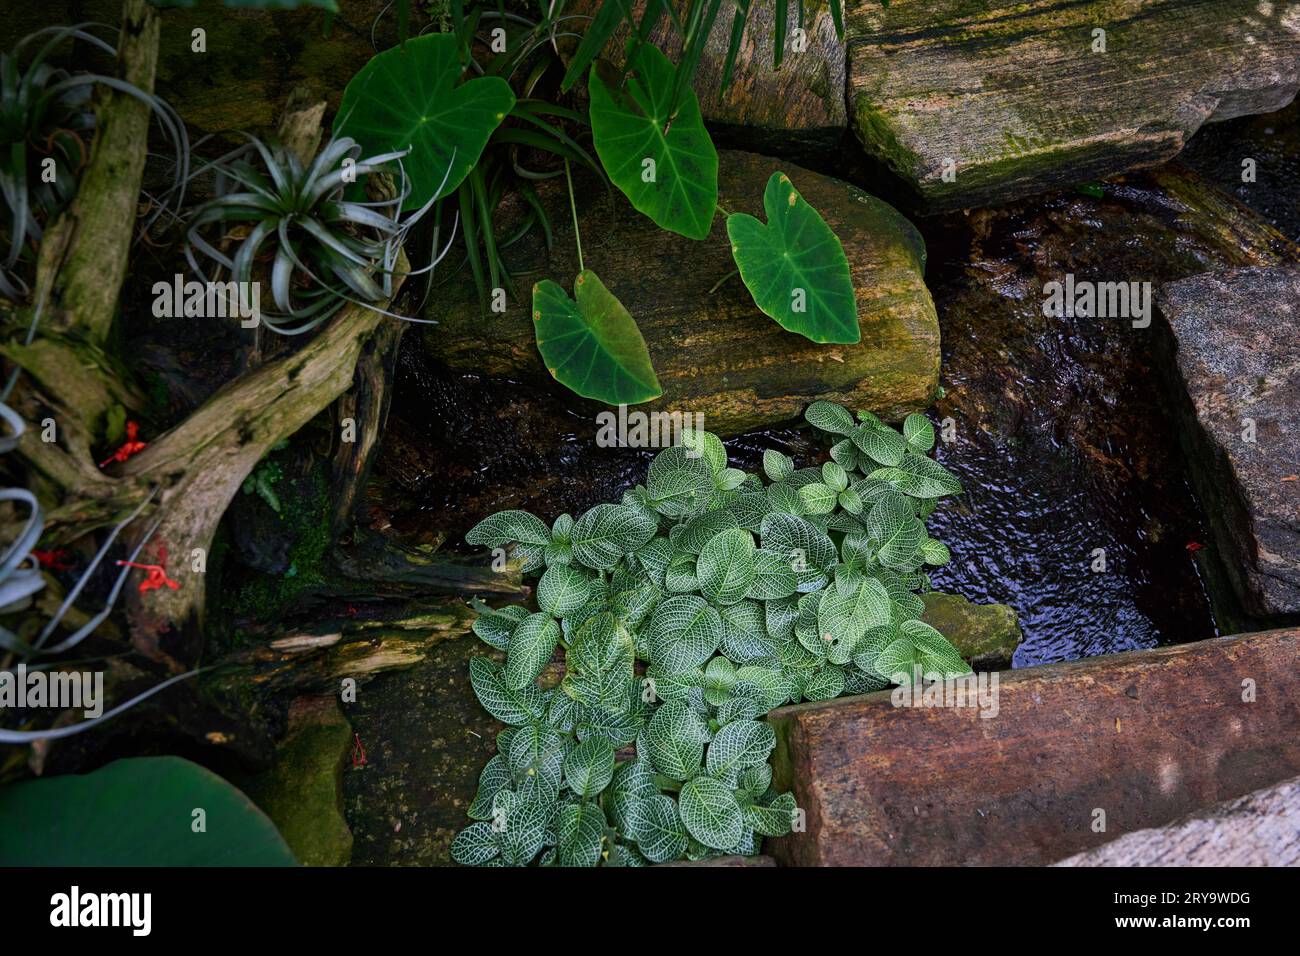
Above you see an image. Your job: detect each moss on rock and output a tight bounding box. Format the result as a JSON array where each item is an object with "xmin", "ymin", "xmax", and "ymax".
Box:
[{"xmin": 921, "ymin": 591, "xmax": 1023, "ymax": 670}]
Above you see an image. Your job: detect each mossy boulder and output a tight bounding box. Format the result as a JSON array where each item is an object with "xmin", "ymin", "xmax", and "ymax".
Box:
[
  {"xmin": 242, "ymin": 695, "xmax": 353, "ymax": 867},
  {"xmin": 921, "ymin": 592, "xmax": 1022, "ymax": 670},
  {"xmin": 847, "ymin": 0, "xmax": 1300, "ymax": 210},
  {"xmin": 422, "ymin": 150, "xmax": 939, "ymax": 436}
]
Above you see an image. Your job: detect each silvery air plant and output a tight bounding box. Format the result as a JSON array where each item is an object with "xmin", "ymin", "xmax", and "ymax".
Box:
[
  {"xmin": 452, "ymin": 401, "xmax": 970, "ymax": 866},
  {"xmin": 0, "ymin": 24, "xmax": 188, "ymax": 300},
  {"xmin": 183, "ymin": 133, "xmax": 452, "ymax": 335}
]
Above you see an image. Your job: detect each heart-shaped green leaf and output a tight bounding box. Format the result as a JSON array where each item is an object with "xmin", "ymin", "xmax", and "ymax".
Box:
[
  {"xmin": 334, "ymin": 33, "xmax": 514, "ymax": 210},
  {"xmin": 588, "ymin": 47, "xmax": 719, "ymax": 240},
  {"xmin": 533, "ymin": 269, "xmax": 661, "ymax": 405},
  {"xmin": 727, "ymin": 172, "xmax": 859, "ymax": 344}
]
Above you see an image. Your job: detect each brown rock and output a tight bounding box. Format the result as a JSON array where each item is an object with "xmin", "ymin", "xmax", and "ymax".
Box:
[{"xmin": 766, "ymin": 628, "xmax": 1300, "ymax": 866}]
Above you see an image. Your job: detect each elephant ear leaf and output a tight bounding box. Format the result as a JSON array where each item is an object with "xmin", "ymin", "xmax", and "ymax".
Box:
[
  {"xmin": 588, "ymin": 48, "xmax": 719, "ymax": 240},
  {"xmin": 334, "ymin": 33, "xmax": 515, "ymax": 210},
  {"xmin": 533, "ymin": 270, "xmax": 662, "ymax": 405},
  {"xmin": 726, "ymin": 172, "xmax": 859, "ymax": 345}
]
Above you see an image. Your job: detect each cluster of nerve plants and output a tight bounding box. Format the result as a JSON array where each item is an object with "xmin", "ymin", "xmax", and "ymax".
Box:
[{"xmin": 451, "ymin": 401, "xmax": 971, "ymax": 866}]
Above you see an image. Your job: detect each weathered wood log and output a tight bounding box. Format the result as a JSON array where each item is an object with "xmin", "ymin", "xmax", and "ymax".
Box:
[
  {"xmin": 1054, "ymin": 774, "xmax": 1300, "ymax": 866},
  {"xmin": 846, "ymin": 0, "xmax": 1300, "ymax": 211},
  {"xmin": 118, "ymin": 286, "xmax": 406, "ymax": 667},
  {"xmin": 210, "ymin": 600, "xmax": 477, "ymax": 699},
  {"xmin": 424, "ymin": 150, "xmax": 939, "ymax": 434},
  {"xmin": 564, "ymin": 0, "xmax": 847, "ymax": 151},
  {"xmin": 1157, "ymin": 266, "xmax": 1300, "ymax": 617},
  {"xmin": 766, "ymin": 628, "xmax": 1300, "ymax": 866},
  {"xmin": 38, "ymin": 0, "xmax": 159, "ymax": 346}
]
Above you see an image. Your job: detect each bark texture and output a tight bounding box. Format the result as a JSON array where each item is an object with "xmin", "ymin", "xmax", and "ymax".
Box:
[{"xmin": 565, "ymin": 0, "xmax": 847, "ymax": 150}]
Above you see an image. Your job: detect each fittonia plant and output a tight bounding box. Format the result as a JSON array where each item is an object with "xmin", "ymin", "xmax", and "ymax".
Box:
[{"xmin": 452, "ymin": 400, "xmax": 969, "ymax": 866}]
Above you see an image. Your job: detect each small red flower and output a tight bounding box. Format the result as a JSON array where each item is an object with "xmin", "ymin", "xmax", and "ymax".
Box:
[
  {"xmin": 351, "ymin": 733, "xmax": 368, "ymax": 769},
  {"xmin": 99, "ymin": 421, "xmax": 148, "ymax": 468},
  {"xmin": 1185, "ymin": 541, "xmax": 1204, "ymax": 553},
  {"xmin": 115, "ymin": 559, "xmax": 180, "ymax": 593},
  {"xmin": 32, "ymin": 549, "xmax": 72, "ymax": 572}
]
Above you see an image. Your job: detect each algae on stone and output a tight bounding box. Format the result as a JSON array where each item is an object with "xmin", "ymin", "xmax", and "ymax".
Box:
[{"xmin": 242, "ymin": 696, "xmax": 354, "ymax": 867}]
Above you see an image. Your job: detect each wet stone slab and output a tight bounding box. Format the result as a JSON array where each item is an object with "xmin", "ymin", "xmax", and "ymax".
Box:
[{"xmin": 1158, "ymin": 265, "xmax": 1300, "ymax": 617}]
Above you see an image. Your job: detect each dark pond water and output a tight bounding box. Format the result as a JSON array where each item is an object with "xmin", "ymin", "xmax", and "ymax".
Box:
[{"xmin": 371, "ymin": 105, "xmax": 1300, "ymax": 668}]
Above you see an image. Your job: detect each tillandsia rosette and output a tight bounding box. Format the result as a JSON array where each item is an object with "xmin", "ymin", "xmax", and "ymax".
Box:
[
  {"xmin": 452, "ymin": 400, "xmax": 970, "ymax": 867},
  {"xmin": 183, "ymin": 134, "xmax": 439, "ymax": 336}
]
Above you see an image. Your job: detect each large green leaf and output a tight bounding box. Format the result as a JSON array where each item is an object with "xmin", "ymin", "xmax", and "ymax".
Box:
[
  {"xmin": 533, "ymin": 270, "xmax": 661, "ymax": 405},
  {"xmin": 588, "ymin": 47, "xmax": 718, "ymax": 240},
  {"xmin": 726, "ymin": 172, "xmax": 859, "ymax": 344},
  {"xmin": 557, "ymin": 802, "xmax": 606, "ymax": 867},
  {"xmin": 505, "ymin": 612, "xmax": 562, "ymax": 689},
  {"xmin": 334, "ymin": 33, "xmax": 514, "ymax": 210},
  {"xmin": 564, "ymin": 738, "xmax": 616, "ymax": 797},
  {"xmin": 645, "ymin": 595, "xmax": 723, "ymax": 673},
  {"xmin": 469, "ymin": 657, "xmax": 547, "ymax": 726},
  {"xmin": 0, "ymin": 757, "xmax": 296, "ymax": 866}
]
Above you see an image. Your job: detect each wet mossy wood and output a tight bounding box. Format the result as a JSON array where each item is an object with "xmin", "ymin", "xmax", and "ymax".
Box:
[
  {"xmin": 564, "ymin": 0, "xmax": 847, "ymax": 151},
  {"xmin": 766, "ymin": 628, "xmax": 1300, "ymax": 866},
  {"xmin": 424, "ymin": 151, "xmax": 939, "ymax": 435},
  {"xmin": 847, "ymin": 0, "xmax": 1300, "ymax": 210}
]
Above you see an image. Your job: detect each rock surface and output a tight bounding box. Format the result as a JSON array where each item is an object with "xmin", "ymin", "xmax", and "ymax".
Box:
[
  {"xmin": 766, "ymin": 627, "xmax": 1300, "ymax": 866},
  {"xmin": 1157, "ymin": 266, "xmax": 1300, "ymax": 617},
  {"xmin": 423, "ymin": 150, "xmax": 939, "ymax": 435},
  {"xmin": 564, "ymin": 0, "xmax": 846, "ymax": 151},
  {"xmin": 846, "ymin": 0, "xmax": 1300, "ymax": 210},
  {"xmin": 1054, "ymin": 774, "xmax": 1300, "ymax": 866},
  {"xmin": 241, "ymin": 695, "xmax": 354, "ymax": 867},
  {"xmin": 921, "ymin": 592, "xmax": 1022, "ymax": 670}
]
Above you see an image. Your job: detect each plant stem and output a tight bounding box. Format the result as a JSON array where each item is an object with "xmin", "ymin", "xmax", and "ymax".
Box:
[
  {"xmin": 707, "ymin": 269, "xmax": 739, "ymax": 295},
  {"xmin": 564, "ymin": 158, "xmax": 584, "ymax": 274}
]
